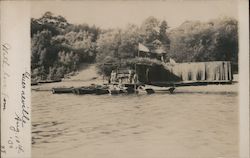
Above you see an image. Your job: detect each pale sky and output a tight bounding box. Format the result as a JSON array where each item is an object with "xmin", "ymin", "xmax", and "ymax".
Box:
[{"xmin": 31, "ymin": 0, "xmax": 238, "ymax": 29}]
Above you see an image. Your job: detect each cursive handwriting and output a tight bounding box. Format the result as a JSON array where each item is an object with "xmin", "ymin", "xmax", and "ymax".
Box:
[
  {"xmin": 9, "ymin": 113, "xmax": 22, "ymax": 133},
  {"xmin": 3, "ymin": 97, "xmax": 7, "ymax": 110},
  {"xmin": 4, "ymin": 71, "xmax": 31, "ymax": 155},
  {"xmin": 6, "ymin": 136, "xmax": 24, "ymax": 154},
  {"xmin": 7, "ymin": 113, "xmax": 24, "ymax": 154},
  {"xmin": 1, "ymin": 43, "xmax": 11, "ymax": 111},
  {"xmin": 21, "ymin": 71, "xmax": 30, "ymax": 127},
  {"xmin": 2, "ymin": 43, "xmax": 11, "ymax": 67},
  {"xmin": 22, "ymin": 72, "xmax": 30, "ymax": 89}
]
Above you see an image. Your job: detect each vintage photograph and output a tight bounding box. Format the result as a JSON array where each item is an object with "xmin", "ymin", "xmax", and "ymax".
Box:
[{"xmin": 31, "ymin": 1, "xmax": 239, "ymax": 157}]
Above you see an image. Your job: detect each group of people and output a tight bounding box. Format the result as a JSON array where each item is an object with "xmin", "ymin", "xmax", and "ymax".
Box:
[{"xmin": 109, "ymin": 70, "xmax": 138, "ymax": 84}]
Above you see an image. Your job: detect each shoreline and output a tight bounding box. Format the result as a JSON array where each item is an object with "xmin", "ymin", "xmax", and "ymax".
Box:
[
  {"xmin": 31, "ymin": 74, "xmax": 238, "ymax": 94},
  {"xmin": 32, "ymin": 81, "xmax": 238, "ymax": 95}
]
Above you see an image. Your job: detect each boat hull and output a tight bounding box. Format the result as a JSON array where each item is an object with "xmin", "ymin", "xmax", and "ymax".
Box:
[
  {"xmin": 52, "ymin": 88, "xmax": 73, "ymax": 94},
  {"xmin": 138, "ymin": 86, "xmax": 175, "ymax": 94},
  {"xmin": 95, "ymin": 89, "xmax": 109, "ymax": 95},
  {"xmin": 73, "ymin": 88, "xmax": 96, "ymax": 95}
]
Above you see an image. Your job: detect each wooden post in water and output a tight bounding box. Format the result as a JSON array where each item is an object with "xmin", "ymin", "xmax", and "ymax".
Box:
[
  {"xmin": 134, "ymin": 64, "xmax": 137, "ymax": 92},
  {"xmin": 229, "ymin": 61, "xmax": 232, "ymax": 81},
  {"xmin": 134, "ymin": 49, "xmax": 140, "ymax": 93}
]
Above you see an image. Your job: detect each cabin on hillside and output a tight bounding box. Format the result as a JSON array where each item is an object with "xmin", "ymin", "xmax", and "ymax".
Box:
[{"xmin": 138, "ymin": 42, "xmax": 167, "ymax": 62}]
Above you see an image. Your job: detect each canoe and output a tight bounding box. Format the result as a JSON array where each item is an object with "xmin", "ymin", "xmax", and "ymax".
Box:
[{"xmin": 52, "ymin": 87, "xmax": 73, "ymax": 94}]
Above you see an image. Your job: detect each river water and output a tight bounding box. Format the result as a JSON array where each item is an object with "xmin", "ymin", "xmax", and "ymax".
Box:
[{"xmin": 32, "ymin": 84, "xmax": 238, "ymax": 158}]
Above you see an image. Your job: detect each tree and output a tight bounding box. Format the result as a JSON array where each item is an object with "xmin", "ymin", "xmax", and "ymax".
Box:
[
  {"xmin": 159, "ymin": 21, "xmax": 167, "ymax": 39},
  {"xmin": 140, "ymin": 16, "xmax": 160, "ymax": 44},
  {"xmin": 118, "ymin": 24, "xmax": 143, "ymax": 59},
  {"xmin": 159, "ymin": 20, "xmax": 170, "ymax": 47},
  {"xmin": 168, "ymin": 17, "xmax": 238, "ymax": 72},
  {"xmin": 31, "ymin": 30, "xmax": 53, "ymax": 69}
]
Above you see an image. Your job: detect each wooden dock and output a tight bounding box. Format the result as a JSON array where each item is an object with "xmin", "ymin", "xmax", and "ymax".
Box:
[{"xmin": 150, "ymin": 80, "xmax": 233, "ymax": 87}]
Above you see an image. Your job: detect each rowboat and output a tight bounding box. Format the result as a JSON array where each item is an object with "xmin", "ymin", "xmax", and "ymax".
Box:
[
  {"xmin": 71, "ymin": 84, "xmax": 110, "ymax": 95},
  {"xmin": 52, "ymin": 87, "xmax": 73, "ymax": 94},
  {"xmin": 138, "ymin": 85, "xmax": 175, "ymax": 94},
  {"xmin": 95, "ymin": 88, "xmax": 109, "ymax": 95},
  {"xmin": 72, "ymin": 87, "xmax": 96, "ymax": 95}
]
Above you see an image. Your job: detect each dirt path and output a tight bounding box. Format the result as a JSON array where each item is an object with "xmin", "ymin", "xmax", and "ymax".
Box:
[
  {"xmin": 32, "ymin": 64, "xmax": 105, "ymax": 90},
  {"xmin": 68, "ymin": 63, "xmax": 101, "ymax": 81}
]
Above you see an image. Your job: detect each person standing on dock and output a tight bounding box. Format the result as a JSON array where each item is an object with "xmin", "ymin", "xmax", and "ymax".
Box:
[
  {"xmin": 133, "ymin": 73, "xmax": 138, "ymax": 84},
  {"xmin": 128, "ymin": 70, "xmax": 133, "ymax": 83},
  {"xmin": 133, "ymin": 73, "xmax": 138, "ymax": 92}
]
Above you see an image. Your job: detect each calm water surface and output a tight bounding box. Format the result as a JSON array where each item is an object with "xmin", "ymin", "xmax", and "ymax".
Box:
[{"xmin": 32, "ymin": 87, "xmax": 238, "ymax": 158}]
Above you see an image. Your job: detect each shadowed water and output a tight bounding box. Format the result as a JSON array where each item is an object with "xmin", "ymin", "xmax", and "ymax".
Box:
[{"xmin": 32, "ymin": 86, "xmax": 238, "ymax": 158}]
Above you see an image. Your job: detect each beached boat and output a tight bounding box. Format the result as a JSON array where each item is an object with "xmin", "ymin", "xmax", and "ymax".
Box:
[
  {"xmin": 38, "ymin": 79, "xmax": 62, "ymax": 84},
  {"xmin": 52, "ymin": 87, "xmax": 74, "ymax": 94},
  {"xmin": 31, "ymin": 82, "xmax": 39, "ymax": 86}
]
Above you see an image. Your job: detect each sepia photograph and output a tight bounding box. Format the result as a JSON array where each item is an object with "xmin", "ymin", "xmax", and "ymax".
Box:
[{"xmin": 30, "ymin": 1, "xmax": 240, "ymax": 157}]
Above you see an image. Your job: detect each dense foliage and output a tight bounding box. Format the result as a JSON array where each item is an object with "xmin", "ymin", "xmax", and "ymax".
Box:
[
  {"xmin": 31, "ymin": 12, "xmax": 100, "ymax": 80},
  {"xmin": 168, "ymin": 17, "xmax": 238, "ymax": 72},
  {"xmin": 31, "ymin": 12, "xmax": 238, "ymax": 80}
]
